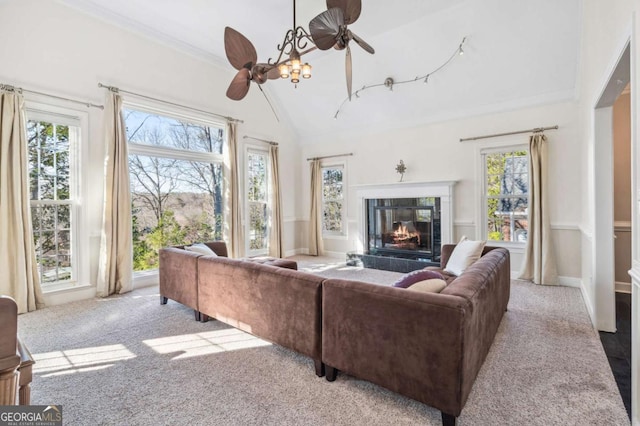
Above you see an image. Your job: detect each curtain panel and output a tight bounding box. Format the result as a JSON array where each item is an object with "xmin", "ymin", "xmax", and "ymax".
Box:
[
  {"xmin": 268, "ymin": 145, "xmax": 284, "ymax": 258},
  {"xmin": 0, "ymin": 90, "xmax": 44, "ymax": 313},
  {"xmin": 308, "ymin": 159, "xmax": 323, "ymax": 256},
  {"xmin": 227, "ymin": 122, "xmax": 244, "ymax": 258},
  {"xmin": 97, "ymin": 91, "xmax": 133, "ymax": 296},
  {"xmin": 519, "ymin": 133, "xmax": 558, "ymax": 285}
]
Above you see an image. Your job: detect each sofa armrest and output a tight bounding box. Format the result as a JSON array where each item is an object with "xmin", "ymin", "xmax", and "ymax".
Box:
[
  {"xmin": 0, "ymin": 296, "xmax": 18, "ymax": 360},
  {"xmin": 440, "ymin": 244, "xmax": 456, "ymax": 268},
  {"xmin": 440, "ymin": 244, "xmax": 501, "ymax": 269},
  {"xmin": 322, "ymin": 279, "xmax": 469, "ymax": 416},
  {"xmin": 204, "ymin": 241, "xmax": 228, "ymax": 257},
  {"xmin": 159, "ymin": 247, "xmax": 201, "ymax": 310}
]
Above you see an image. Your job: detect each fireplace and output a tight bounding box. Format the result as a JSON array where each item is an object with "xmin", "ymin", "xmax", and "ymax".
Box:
[
  {"xmin": 366, "ymin": 198, "xmax": 441, "ymax": 262},
  {"xmin": 351, "ymin": 181, "xmax": 456, "ymax": 272}
]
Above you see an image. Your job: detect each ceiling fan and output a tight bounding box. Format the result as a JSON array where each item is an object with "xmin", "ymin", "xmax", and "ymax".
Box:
[
  {"xmin": 308, "ymin": 0, "xmax": 375, "ymax": 100},
  {"xmin": 223, "ymin": 0, "xmax": 375, "ymax": 103}
]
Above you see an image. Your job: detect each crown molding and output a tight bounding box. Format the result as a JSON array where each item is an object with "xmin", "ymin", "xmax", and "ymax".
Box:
[{"xmin": 56, "ymin": 0, "xmax": 228, "ymax": 69}]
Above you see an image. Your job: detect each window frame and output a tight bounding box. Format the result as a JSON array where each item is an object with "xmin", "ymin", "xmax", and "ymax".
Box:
[
  {"xmin": 123, "ymin": 100, "xmax": 227, "ymax": 275},
  {"xmin": 24, "ymin": 101, "xmax": 89, "ymax": 291},
  {"xmin": 321, "ymin": 162, "xmax": 347, "ymax": 239},
  {"xmin": 479, "ymin": 143, "xmax": 529, "ymax": 249},
  {"xmin": 244, "ymin": 146, "xmax": 270, "ymax": 257}
]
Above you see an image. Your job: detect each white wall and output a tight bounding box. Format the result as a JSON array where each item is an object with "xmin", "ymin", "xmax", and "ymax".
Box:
[
  {"xmin": 297, "ymin": 100, "xmax": 583, "ymax": 280},
  {"xmin": 576, "ymin": 1, "xmax": 639, "ymax": 420},
  {"xmin": 0, "ymin": 0, "xmax": 300, "ymax": 301}
]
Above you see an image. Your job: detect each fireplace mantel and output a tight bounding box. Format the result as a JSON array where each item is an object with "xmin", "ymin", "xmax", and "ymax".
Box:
[{"xmin": 353, "ymin": 180, "xmax": 457, "ymax": 249}]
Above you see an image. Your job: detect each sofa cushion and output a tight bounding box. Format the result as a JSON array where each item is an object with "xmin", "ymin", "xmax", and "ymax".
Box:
[
  {"xmin": 423, "ymin": 267, "xmax": 457, "ymax": 285},
  {"xmin": 185, "ymin": 243, "xmax": 218, "ymax": 256},
  {"xmin": 406, "ymin": 278, "xmax": 447, "ymax": 293},
  {"xmin": 444, "ymin": 236, "xmax": 486, "ymax": 276},
  {"xmin": 392, "ymin": 269, "xmax": 445, "ymax": 288}
]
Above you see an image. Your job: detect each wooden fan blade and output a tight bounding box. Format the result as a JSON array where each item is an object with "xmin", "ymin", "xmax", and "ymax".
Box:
[
  {"xmin": 327, "ymin": 0, "xmax": 361, "ymax": 25},
  {"xmin": 309, "ymin": 8, "xmax": 344, "ymax": 50},
  {"xmin": 351, "ymin": 31, "xmax": 375, "ymax": 54},
  {"xmin": 224, "ymin": 27, "xmax": 258, "ymax": 70},
  {"xmin": 346, "ymin": 44, "xmax": 352, "ymax": 101},
  {"xmin": 226, "ymin": 68, "xmax": 251, "ymax": 100}
]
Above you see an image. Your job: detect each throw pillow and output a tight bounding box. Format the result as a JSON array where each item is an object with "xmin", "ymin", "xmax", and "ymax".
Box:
[
  {"xmin": 184, "ymin": 243, "xmax": 218, "ymax": 256},
  {"xmin": 406, "ymin": 278, "xmax": 447, "ymax": 293},
  {"xmin": 392, "ymin": 269, "xmax": 445, "ymax": 289},
  {"xmin": 444, "ymin": 236, "xmax": 485, "ymax": 276}
]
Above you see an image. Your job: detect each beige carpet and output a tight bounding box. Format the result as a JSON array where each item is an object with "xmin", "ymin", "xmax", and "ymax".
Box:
[{"xmin": 17, "ymin": 256, "xmax": 629, "ymax": 425}]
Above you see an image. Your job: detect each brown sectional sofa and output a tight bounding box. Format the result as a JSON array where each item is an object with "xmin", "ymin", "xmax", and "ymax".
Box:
[
  {"xmin": 322, "ymin": 245, "xmax": 510, "ymax": 426},
  {"xmin": 197, "ymin": 256, "xmax": 324, "ymax": 376},
  {"xmin": 159, "ymin": 242, "xmax": 510, "ymax": 425},
  {"xmin": 159, "ymin": 243, "xmax": 325, "ymax": 376}
]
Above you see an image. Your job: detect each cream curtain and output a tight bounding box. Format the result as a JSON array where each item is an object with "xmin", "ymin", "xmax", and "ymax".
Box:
[
  {"xmin": 268, "ymin": 144, "xmax": 284, "ymax": 258},
  {"xmin": 97, "ymin": 91, "xmax": 133, "ymax": 297},
  {"xmin": 308, "ymin": 159, "xmax": 323, "ymax": 256},
  {"xmin": 519, "ymin": 133, "xmax": 558, "ymax": 285},
  {"xmin": 0, "ymin": 90, "xmax": 44, "ymax": 313},
  {"xmin": 228, "ymin": 122, "xmax": 244, "ymax": 258}
]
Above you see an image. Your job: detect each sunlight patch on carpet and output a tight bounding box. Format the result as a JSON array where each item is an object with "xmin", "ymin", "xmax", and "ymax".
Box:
[
  {"xmin": 143, "ymin": 328, "xmax": 271, "ymax": 360},
  {"xmin": 299, "ymin": 261, "xmax": 346, "ymax": 273},
  {"xmin": 33, "ymin": 344, "xmax": 136, "ymax": 376}
]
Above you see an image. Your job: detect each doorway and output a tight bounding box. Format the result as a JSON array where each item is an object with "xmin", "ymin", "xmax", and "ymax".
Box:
[
  {"xmin": 592, "ymin": 42, "xmax": 630, "ymax": 332},
  {"xmin": 592, "ymin": 40, "xmax": 632, "ymax": 420}
]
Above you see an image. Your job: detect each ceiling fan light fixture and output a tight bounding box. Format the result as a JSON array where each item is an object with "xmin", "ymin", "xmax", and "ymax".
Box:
[
  {"xmin": 279, "ymin": 63, "xmax": 290, "ymax": 78},
  {"xmin": 302, "ymin": 63, "xmax": 312, "ymax": 79},
  {"xmin": 291, "ymin": 70, "xmax": 301, "ymax": 84}
]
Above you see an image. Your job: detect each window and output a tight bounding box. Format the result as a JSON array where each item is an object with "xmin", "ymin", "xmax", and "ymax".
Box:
[
  {"xmin": 482, "ymin": 147, "xmax": 529, "ymax": 243},
  {"xmin": 322, "ymin": 165, "xmax": 345, "ymax": 236},
  {"xmin": 246, "ymin": 149, "xmax": 269, "ymax": 255},
  {"xmin": 27, "ymin": 115, "xmax": 79, "ymax": 286},
  {"xmin": 125, "ymin": 106, "xmax": 225, "ymax": 271}
]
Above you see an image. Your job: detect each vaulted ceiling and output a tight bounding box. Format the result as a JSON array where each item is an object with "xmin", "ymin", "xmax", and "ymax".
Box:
[{"xmin": 58, "ymin": 0, "xmax": 582, "ymax": 143}]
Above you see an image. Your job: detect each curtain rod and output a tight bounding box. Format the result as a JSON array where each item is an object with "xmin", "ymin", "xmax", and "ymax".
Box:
[
  {"xmin": 243, "ymin": 135, "xmax": 278, "ymax": 146},
  {"xmin": 460, "ymin": 125, "xmax": 559, "ymax": 142},
  {"xmin": 98, "ymin": 83, "xmax": 244, "ymax": 124},
  {"xmin": 307, "ymin": 153, "xmax": 354, "ymax": 161},
  {"xmin": 1, "ymin": 83, "xmax": 104, "ymax": 109}
]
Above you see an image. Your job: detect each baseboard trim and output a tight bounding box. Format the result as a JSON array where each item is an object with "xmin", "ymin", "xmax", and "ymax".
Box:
[
  {"xmin": 558, "ymin": 276, "xmax": 582, "ymax": 288},
  {"xmin": 42, "ymin": 285, "xmax": 97, "ymax": 307},
  {"xmin": 285, "ymin": 248, "xmax": 309, "ymax": 257},
  {"xmin": 615, "ymin": 281, "xmax": 632, "ymax": 294},
  {"xmin": 134, "ymin": 270, "xmax": 159, "ymax": 289},
  {"xmin": 323, "ymin": 250, "xmax": 346, "ymax": 259},
  {"xmin": 579, "ymin": 279, "xmax": 596, "ymax": 328},
  {"xmin": 510, "ymin": 273, "xmax": 582, "ymax": 288}
]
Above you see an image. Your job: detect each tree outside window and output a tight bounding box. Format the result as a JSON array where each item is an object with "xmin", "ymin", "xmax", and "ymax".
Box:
[
  {"xmin": 246, "ymin": 150, "xmax": 269, "ymax": 254},
  {"xmin": 125, "ymin": 108, "xmax": 225, "ymax": 271},
  {"xmin": 322, "ymin": 166, "xmax": 345, "ymax": 235},
  {"xmin": 28, "ymin": 120, "xmax": 76, "ymax": 285},
  {"xmin": 484, "ymin": 149, "xmax": 528, "ymax": 242}
]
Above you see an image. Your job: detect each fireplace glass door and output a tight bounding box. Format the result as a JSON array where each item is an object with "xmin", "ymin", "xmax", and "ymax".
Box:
[{"xmin": 366, "ymin": 197, "xmax": 441, "ymax": 261}]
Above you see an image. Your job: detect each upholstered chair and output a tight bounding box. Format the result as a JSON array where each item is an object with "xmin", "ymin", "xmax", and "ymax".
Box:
[{"xmin": 0, "ymin": 296, "xmax": 20, "ymax": 405}]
